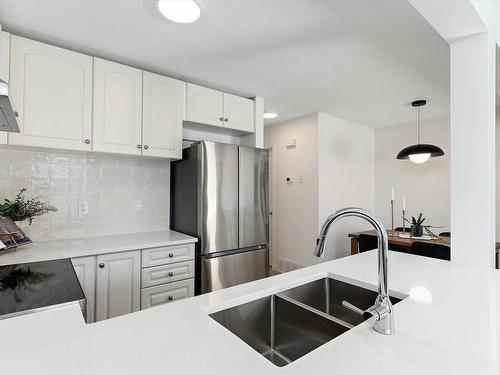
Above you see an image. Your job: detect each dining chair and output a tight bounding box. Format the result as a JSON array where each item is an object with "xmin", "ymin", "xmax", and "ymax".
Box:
[
  {"xmin": 395, "ymin": 227, "xmax": 411, "ymax": 233},
  {"xmin": 439, "ymin": 232, "xmax": 451, "ymax": 237},
  {"xmin": 358, "ymin": 234, "xmax": 406, "ymax": 254},
  {"xmin": 411, "ymin": 241, "xmax": 451, "ymax": 261},
  {"xmin": 358, "ymin": 234, "xmax": 378, "ymax": 253}
]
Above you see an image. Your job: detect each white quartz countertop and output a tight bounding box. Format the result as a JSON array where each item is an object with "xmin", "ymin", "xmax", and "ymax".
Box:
[
  {"xmin": 1, "ymin": 250, "xmax": 499, "ymax": 375},
  {"xmin": 0, "ymin": 230, "xmax": 197, "ymax": 265}
]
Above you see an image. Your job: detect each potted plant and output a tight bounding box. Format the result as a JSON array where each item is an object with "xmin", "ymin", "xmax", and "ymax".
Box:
[
  {"xmin": 0, "ymin": 188, "xmax": 57, "ymax": 233},
  {"xmin": 404, "ymin": 213, "xmax": 438, "ymax": 238}
]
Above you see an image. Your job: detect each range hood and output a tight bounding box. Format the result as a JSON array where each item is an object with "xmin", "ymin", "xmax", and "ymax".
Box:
[{"xmin": 0, "ymin": 79, "xmax": 20, "ymax": 133}]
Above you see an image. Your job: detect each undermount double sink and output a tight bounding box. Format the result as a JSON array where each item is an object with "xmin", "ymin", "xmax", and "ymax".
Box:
[{"xmin": 209, "ymin": 277, "xmax": 404, "ymax": 367}]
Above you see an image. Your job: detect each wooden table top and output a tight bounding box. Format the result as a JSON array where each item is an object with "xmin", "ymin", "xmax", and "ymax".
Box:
[{"xmin": 349, "ymin": 230, "xmax": 500, "ymax": 251}]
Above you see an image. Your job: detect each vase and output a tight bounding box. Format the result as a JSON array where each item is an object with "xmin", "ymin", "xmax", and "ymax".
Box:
[
  {"xmin": 413, "ymin": 226, "xmax": 424, "ymax": 237},
  {"xmin": 14, "ymin": 220, "xmax": 31, "ymax": 236}
]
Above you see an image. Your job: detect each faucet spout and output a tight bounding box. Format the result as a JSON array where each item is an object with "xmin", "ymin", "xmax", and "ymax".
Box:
[{"xmin": 314, "ymin": 207, "xmax": 394, "ymax": 335}]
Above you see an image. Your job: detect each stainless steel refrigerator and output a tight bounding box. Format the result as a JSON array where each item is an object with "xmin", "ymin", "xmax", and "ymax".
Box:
[{"xmin": 171, "ymin": 141, "xmax": 269, "ymax": 294}]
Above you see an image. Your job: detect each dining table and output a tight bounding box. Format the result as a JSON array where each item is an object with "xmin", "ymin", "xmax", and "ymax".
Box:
[{"xmin": 348, "ymin": 230, "xmax": 500, "ymax": 269}]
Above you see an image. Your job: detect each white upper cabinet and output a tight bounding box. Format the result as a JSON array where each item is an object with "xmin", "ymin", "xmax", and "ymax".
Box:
[
  {"xmin": 142, "ymin": 72, "xmax": 184, "ymax": 159},
  {"xmin": 9, "ymin": 36, "xmax": 93, "ymax": 151},
  {"xmin": 0, "ymin": 31, "xmax": 10, "ymax": 145},
  {"xmin": 186, "ymin": 83, "xmax": 255, "ymax": 133},
  {"xmin": 186, "ymin": 83, "xmax": 224, "ymax": 127},
  {"xmin": 223, "ymin": 93, "xmax": 255, "ymax": 133},
  {"xmin": 93, "ymin": 58, "xmax": 143, "ymax": 155}
]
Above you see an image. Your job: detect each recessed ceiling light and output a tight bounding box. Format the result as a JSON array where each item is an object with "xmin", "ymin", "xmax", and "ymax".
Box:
[
  {"xmin": 263, "ymin": 112, "xmax": 278, "ymax": 119},
  {"xmin": 158, "ymin": 0, "xmax": 201, "ymax": 24}
]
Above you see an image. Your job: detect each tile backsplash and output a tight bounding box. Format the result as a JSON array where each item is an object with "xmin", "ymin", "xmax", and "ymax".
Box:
[{"xmin": 0, "ymin": 148, "xmax": 170, "ymax": 241}]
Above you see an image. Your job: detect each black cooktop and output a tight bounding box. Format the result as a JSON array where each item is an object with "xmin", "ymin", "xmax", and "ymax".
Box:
[{"xmin": 0, "ymin": 258, "xmax": 85, "ymax": 318}]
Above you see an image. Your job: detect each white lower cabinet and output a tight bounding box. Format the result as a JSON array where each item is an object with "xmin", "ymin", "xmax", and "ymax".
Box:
[
  {"xmin": 140, "ymin": 244, "xmax": 195, "ymax": 310},
  {"xmin": 70, "ymin": 244, "xmax": 195, "ymax": 321},
  {"xmin": 141, "ymin": 279, "xmax": 194, "ymax": 309},
  {"xmin": 95, "ymin": 250, "xmax": 141, "ymax": 321},
  {"xmin": 71, "ymin": 256, "xmax": 96, "ymax": 323}
]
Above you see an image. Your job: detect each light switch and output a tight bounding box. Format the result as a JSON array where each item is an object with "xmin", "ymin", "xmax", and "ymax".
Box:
[{"xmin": 134, "ymin": 199, "xmax": 143, "ymax": 212}]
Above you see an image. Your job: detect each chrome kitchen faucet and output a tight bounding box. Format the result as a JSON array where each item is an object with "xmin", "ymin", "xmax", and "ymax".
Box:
[{"xmin": 314, "ymin": 207, "xmax": 394, "ymax": 335}]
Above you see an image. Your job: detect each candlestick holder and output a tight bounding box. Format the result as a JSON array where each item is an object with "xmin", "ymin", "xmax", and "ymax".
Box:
[
  {"xmin": 390, "ymin": 199, "xmax": 395, "ymax": 236},
  {"xmin": 402, "ymin": 209, "xmax": 406, "ymax": 237}
]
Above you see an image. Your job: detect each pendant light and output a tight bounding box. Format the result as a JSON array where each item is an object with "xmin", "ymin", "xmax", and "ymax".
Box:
[{"xmin": 396, "ymin": 100, "xmax": 444, "ymax": 164}]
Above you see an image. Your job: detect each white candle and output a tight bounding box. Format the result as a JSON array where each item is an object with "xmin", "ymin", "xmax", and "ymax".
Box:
[
  {"xmin": 391, "ymin": 187, "xmax": 394, "ymax": 201},
  {"xmin": 403, "ymin": 197, "xmax": 406, "ymax": 210}
]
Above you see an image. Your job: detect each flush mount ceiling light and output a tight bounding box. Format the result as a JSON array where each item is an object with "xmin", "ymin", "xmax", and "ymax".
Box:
[
  {"xmin": 158, "ymin": 0, "xmax": 201, "ymax": 23},
  {"xmin": 263, "ymin": 112, "xmax": 278, "ymax": 119},
  {"xmin": 396, "ymin": 100, "xmax": 444, "ymax": 164}
]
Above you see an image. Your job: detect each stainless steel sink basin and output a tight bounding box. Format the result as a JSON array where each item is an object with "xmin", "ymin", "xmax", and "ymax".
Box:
[
  {"xmin": 210, "ymin": 294, "xmax": 349, "ymax": 367},
  {"xmin": 278, "ymin": 277, "xmax": 403, "ymax": 327},
  {"xmin": 209, "ymin": 277, "xmax": 405, "ymax": 367}
]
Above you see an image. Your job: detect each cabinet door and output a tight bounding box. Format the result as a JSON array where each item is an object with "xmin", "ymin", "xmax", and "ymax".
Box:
[
  {"xmin": 9, "ymin": 36, "xmax": 92, "ymax": 151},
  {"xmin": 92, "ymin": 58, "xmax": 142, "ymax": 155},
  {"xmin": 142, "ymin": 72, "xmax": 184, "ymax": 158},
  {"xmin": 0, "ymin": 31, "xmax": 9, "ymax": 145},
  {"xmin": 223, "ymin": 93, "xmax": 254, "ymax": 133},
  {"xmin": 95, "ymin": 250, "xmax": 140, "ymax": 321},
  {"xmin": 71, "ymin": 256, "xmax": 96, "ymax": 323},
  {"xmin": 186, "ymin": 83, "xmax": 223, "ymax": 127}
]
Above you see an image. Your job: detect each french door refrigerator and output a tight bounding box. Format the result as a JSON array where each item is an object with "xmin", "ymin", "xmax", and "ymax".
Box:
[{"xmin": 171, "ymin": 141, "xmax": 269, "ymax": 294}]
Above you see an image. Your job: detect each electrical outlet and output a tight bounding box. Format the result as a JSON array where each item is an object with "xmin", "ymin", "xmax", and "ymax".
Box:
[
  {"xmin": 79, "ymin": 200, "xmax": 89, "ymax": 216},
  {"xmin": 133, "ymin": 199, "xmax": 143, "ymax": 213}
]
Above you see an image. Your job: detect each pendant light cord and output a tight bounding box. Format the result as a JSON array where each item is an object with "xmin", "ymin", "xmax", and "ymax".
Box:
[{"xmin": 417, "ymin": 106, "xmax": 421, "ymax": 144}]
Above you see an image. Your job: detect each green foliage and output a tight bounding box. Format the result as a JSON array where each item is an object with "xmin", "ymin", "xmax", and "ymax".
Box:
[
  {"xmin": 403, "ymin": 212, "xmax": 438, "ymax": 238},
  {"xmin": 0, "ymin": 188, "xmax": 57, "ymax": 224}
]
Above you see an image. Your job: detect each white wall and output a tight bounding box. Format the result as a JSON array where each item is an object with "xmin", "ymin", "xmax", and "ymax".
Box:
[
  {"xmin": 374, "ymin": 116, "xmax": 450, "ymax": 233},
  {"xmin": 265, "ymin": 113, "xmax": 375, "ymax": 270},
  {"xmin": 265, "ymin": 114, "xmax": 319, "ymax": 270},
  {"xmin": 495, "ymin": 107, "xmax": 500, "ymax": 239},
  {"xmin": 0, "ymin": 148, "xmax": 170, "ymax": 241},
  {"xmin": 318, "ymin": 113, "xmax": 375, "ymax": 260}
]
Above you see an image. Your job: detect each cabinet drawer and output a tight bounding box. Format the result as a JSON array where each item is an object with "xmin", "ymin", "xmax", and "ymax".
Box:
[
  {"xmin": 141, "ymin": 260, "xmax": 194, "ymax": 288},
  {"xmin": 142, "ymin": 243, "xmax": 194, "ymax": 268},
  {"xmin": 141, "ymin": 279, "xmax": 194, "ymax": 309}
]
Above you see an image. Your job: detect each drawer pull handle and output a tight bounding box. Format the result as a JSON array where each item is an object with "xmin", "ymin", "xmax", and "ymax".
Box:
[
  {"xmin": 168, "ymin": 296, "xmax": 173, "ymax": 301},
  {"xmin": 99, "ymin": 263, "xmax": 105, "ymax": 268},
  {"xmin": 168, "ymin": 272, "xmax": 174, "ymax": 277},
  {"xmin": 168, "ymin": 253, "xmax": 174, "ymax": 258}
]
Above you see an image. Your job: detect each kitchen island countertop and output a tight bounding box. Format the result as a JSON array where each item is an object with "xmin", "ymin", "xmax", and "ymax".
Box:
[{"xmin": 0, "ymin": 250, "xmax": 499, "ymax": 374}]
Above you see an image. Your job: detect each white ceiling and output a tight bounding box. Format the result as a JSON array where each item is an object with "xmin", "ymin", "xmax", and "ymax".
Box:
[{"xmin": 0, "ymin": 0, "xmax": 450, "ymax": 127}]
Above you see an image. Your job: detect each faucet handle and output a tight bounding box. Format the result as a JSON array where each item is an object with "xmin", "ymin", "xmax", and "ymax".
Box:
[
  {"xmin": 343, "ymin": 299, "xmax": 394, "ymax": 334},
  {"xmin": 342, "ymin": 300, "xmax": 374, "ymax": 320}
]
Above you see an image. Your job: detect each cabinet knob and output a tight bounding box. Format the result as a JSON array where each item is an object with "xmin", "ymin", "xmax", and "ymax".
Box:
[
  {"xmin": 14, "ymin": 111, "xmax": 19, "ymax": 118},
  {"xmin": 168, "ymin": 296, "xmax": 173, "ymax": 301},
  {"xmin": 219, "ymin": 117, "xmax": 224, "ymax": 121},
  {"xmin": 98, "ymin": 263, "xmax": 105, "ymax": 268},
  {"xmin": 168, "ymin": 253, "xmax": 174, "ymax": 258},
  {"xmin": 168, "ymin": 272, "xmax": 174, "ymax": 277},
  {"xmin": 84, "ymin": 139, "xmax": 91, "ymax": 144},
  {"xmin": 224, "ymin": 118, "xmax": 228, "ymax": 122},
  {"xmin": 143, "ymin": 145, "xmax": 149, "ymax": 150},
  {"xmin": 137, "ymin": 144, "xmax": 142, "ymax": 149}
]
